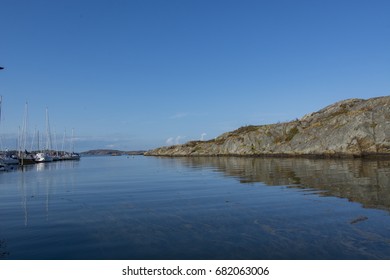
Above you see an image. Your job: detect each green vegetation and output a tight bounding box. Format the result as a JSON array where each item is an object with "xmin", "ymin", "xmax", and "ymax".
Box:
[
  {"xmin": 184, "ymin": 141, "xmax": 202, "ymax": 147},
  {"xmin": 329, "ymin": 107, "xmax": 349, "ymax": 118},
  {"xmin": 273, "ymin": 125, "xmax": 300, "ymax": 144},
  {"xmin": 230, "ymin": 125, "xmax": 260, "ymax": 136},
  {"xmin": 285, "ymin": 126, "xmax": 299, "ymax": 142}
]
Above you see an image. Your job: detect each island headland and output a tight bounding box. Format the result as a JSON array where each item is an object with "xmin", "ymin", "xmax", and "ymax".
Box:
[{"xmin": 145, "ymin": 96, "xmax": 390, "ymax": 158}]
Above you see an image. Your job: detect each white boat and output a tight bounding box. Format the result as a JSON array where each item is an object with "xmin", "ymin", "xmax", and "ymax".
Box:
[
  {"xmin": 34, "ymin": 152, "xmax": 53, "ymax": 162},
  {"xmin": 70, "ymin": 152, "xmax": 80, "ymax": 160}
]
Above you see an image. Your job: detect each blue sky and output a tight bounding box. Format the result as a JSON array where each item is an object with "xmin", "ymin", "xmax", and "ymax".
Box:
[{"xmin": 1, "ymin": 0, "xmax": 389, "ymax": 151}]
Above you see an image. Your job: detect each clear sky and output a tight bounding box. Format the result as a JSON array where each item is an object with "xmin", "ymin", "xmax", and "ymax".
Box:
[{"xmin": 1, "ymin": 0, "xmax": 389, "ymax": 151}]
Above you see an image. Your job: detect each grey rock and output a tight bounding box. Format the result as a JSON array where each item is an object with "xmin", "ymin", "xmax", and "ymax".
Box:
[{"xmin": 145, "ymin": 96, "xmax": 390, "ymax": 157}]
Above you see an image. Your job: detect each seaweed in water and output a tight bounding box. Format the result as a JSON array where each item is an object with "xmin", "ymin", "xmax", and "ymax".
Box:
[
  {"xmin": 0, "ymin": 239, "xmax": 10, "ymax": 258},
  {"xmin": 350, "ymin": 216, "xmax": 368, "ymax": 224}
]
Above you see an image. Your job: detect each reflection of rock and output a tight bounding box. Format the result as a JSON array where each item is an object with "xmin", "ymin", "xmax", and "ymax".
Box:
[
  {"xmin": 174, "ymin": 157, "xmax": 390, "ymax": 212},
  {"xmin": 146, "ymin": 96, "xmax": 390, "ymax": 157}
]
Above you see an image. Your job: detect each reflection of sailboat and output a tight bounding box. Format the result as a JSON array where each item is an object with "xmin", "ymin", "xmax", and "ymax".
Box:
[
  {"xmin": 15, "ymin": 159, "xmax": 79, "ymax": 226},
  {"xmin": 17, "ymin": 164, "xmax": 52, "ymax": 225},
  {"xmin": 18, "ymin": 166, "xmax": 51, "ymax": 226},
  {"xmin": 18, "ymin": 171, "xmax": 29, "ymax": 226}
]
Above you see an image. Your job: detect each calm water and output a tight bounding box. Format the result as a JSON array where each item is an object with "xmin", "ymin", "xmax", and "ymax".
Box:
[{"xmin": 1, "ymin": 156, "xmax": 390, "ymax": 260}]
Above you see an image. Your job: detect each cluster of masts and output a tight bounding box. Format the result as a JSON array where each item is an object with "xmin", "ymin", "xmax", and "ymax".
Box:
[
  {"xmin": 0, "ymin": 97, "xmax": 80, "ymax": 170},
  {"xmin": 1, "ymin": 149, "xmax": 80, "ymax": 166}
]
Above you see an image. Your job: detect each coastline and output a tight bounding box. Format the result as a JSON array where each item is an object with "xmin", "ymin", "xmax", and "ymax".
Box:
[{"xmin": 145, "ymin": 96, "xmax": 390, "ymax": 158}]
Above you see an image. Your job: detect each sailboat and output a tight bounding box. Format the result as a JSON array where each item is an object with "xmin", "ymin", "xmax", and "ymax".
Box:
[
  {"xmin": 18, "ymin": 102, "xmax": 35, "ymax": 165},
  {"xmin": 58, "ymin": 128, "xmax": 80, "ymax": 160},
  {"xmin": 34, "ymin": 108, "xmax": 53, "ymax": 163},
  {"xmin": 69, "ymin": 128, "xmax": 80, "ymax": 160},
  {"xmin": 35, "ymin": 152, "xmax": 53, "ymax": 162},
  {"xmin": 0, "ymin": 96, "xmax": 19, "ymax": 166}
]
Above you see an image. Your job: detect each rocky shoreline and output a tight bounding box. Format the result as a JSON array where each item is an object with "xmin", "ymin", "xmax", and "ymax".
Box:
[{"xmin": 145, "ymin": 96, "xmax": 390, "ymax": 158}]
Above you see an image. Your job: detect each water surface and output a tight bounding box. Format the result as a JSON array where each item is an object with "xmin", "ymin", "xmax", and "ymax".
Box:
[{"xmin": 1, "ymin": 156, "xmax": 390, "ymax": 259}]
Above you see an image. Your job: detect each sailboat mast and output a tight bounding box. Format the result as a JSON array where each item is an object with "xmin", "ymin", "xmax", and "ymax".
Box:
[
  {"xmin": 37, "ymin": 130, "xmax": 40, "ymax": 151},
  {"xmin": 45, "ymin": 107, "xmax": 52, "ymax": 151},
  {"xmin": 19, "ymin": 102, "xmax": 29, "ymax": 166},
  {"xmin": 21, "ymin": 102, "xmax": 28, "ymax": 152},
  {"xmin": 61, "ymin": 128, "xmax": 66, "ymax": 153},
  {"xmin": 0, "ymin": 96, "xmax": 2, "ymax": 125},
  {"xmin": 53, "ymin": 129, "xmax": 58, "ymax": 157},
  {"xmin": 0, "ymin": 96, "xmax": 3, "ymax": 151},
  {"xmin": 71, "ymin": 128, "xmax": 74, "ymax": 153}
]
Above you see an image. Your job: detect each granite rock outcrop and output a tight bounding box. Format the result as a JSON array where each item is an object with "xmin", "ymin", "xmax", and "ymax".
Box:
[{"xmin": 145, "ymin": 96, "xmax": 390, "ymax": 157}]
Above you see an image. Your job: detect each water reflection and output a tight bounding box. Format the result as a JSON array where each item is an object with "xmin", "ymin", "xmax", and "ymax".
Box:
[
  {"xmin": 34, "ymin": 160, "xmax": 80, "ymax": 172},
  {"xmin": 175, "ymin": 157, "xmax": 390, "ymax": 212},
  {"xmin": 13, "ymin": 160, "xmax": 79, "ymax": 226},
  {"xmin": 3, "ymin": 156, "xmax": 390, "ymax": 259}
]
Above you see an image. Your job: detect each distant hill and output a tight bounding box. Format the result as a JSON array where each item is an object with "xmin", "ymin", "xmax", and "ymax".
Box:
[
  {"xmin": 81, "ymin": 149, "xmax": 145, "ymax": 156},
  {"xmin": 145, "ymin": 96, "xmax": 390, "ymax": 158}
]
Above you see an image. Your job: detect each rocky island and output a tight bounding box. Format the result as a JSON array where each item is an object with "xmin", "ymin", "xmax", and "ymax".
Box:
[{"xmin": 145, "ymin": 96, "xmax": 390, "ymax": 157}]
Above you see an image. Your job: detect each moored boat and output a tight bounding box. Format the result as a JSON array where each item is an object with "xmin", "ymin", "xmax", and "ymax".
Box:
[
  {"xmin": 18, "ymin": 152, "xmax": 36, "ymax": 165},
  {"xmin": 70, "ymin": 152, "xmax": 80, "ymax": 160},
  {"xmin": 34, "ymin": 152, "xmax": 53, "ymax": 163},
  {"xmin": 0, "ymin": 153, "xmax": 19, "ymax": 165}
]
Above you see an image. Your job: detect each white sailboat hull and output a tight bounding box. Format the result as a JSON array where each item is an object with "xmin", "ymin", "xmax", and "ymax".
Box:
[{"xmin": 34, "ymin": 153, "xmax": 53, "ymax": 162}]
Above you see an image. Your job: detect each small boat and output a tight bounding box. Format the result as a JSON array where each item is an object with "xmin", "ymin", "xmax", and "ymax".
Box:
[
  {"xmin": 34, "ymin": 152, "xmax": 53, "ymax": 163},
  {"xmin": 70, "ymin": 152, "xmax": 80, "ymax": 160},
  {"xmin": 52, "ymin": 154, "xmax": 60, "ymax": 161},
  {"xmin": 0, "ymin": 154, "xmax": 19, "ymax": 165},
  {"xmin": 19, "ymin": 152, "xmax": 36, "ymax": 165}
]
